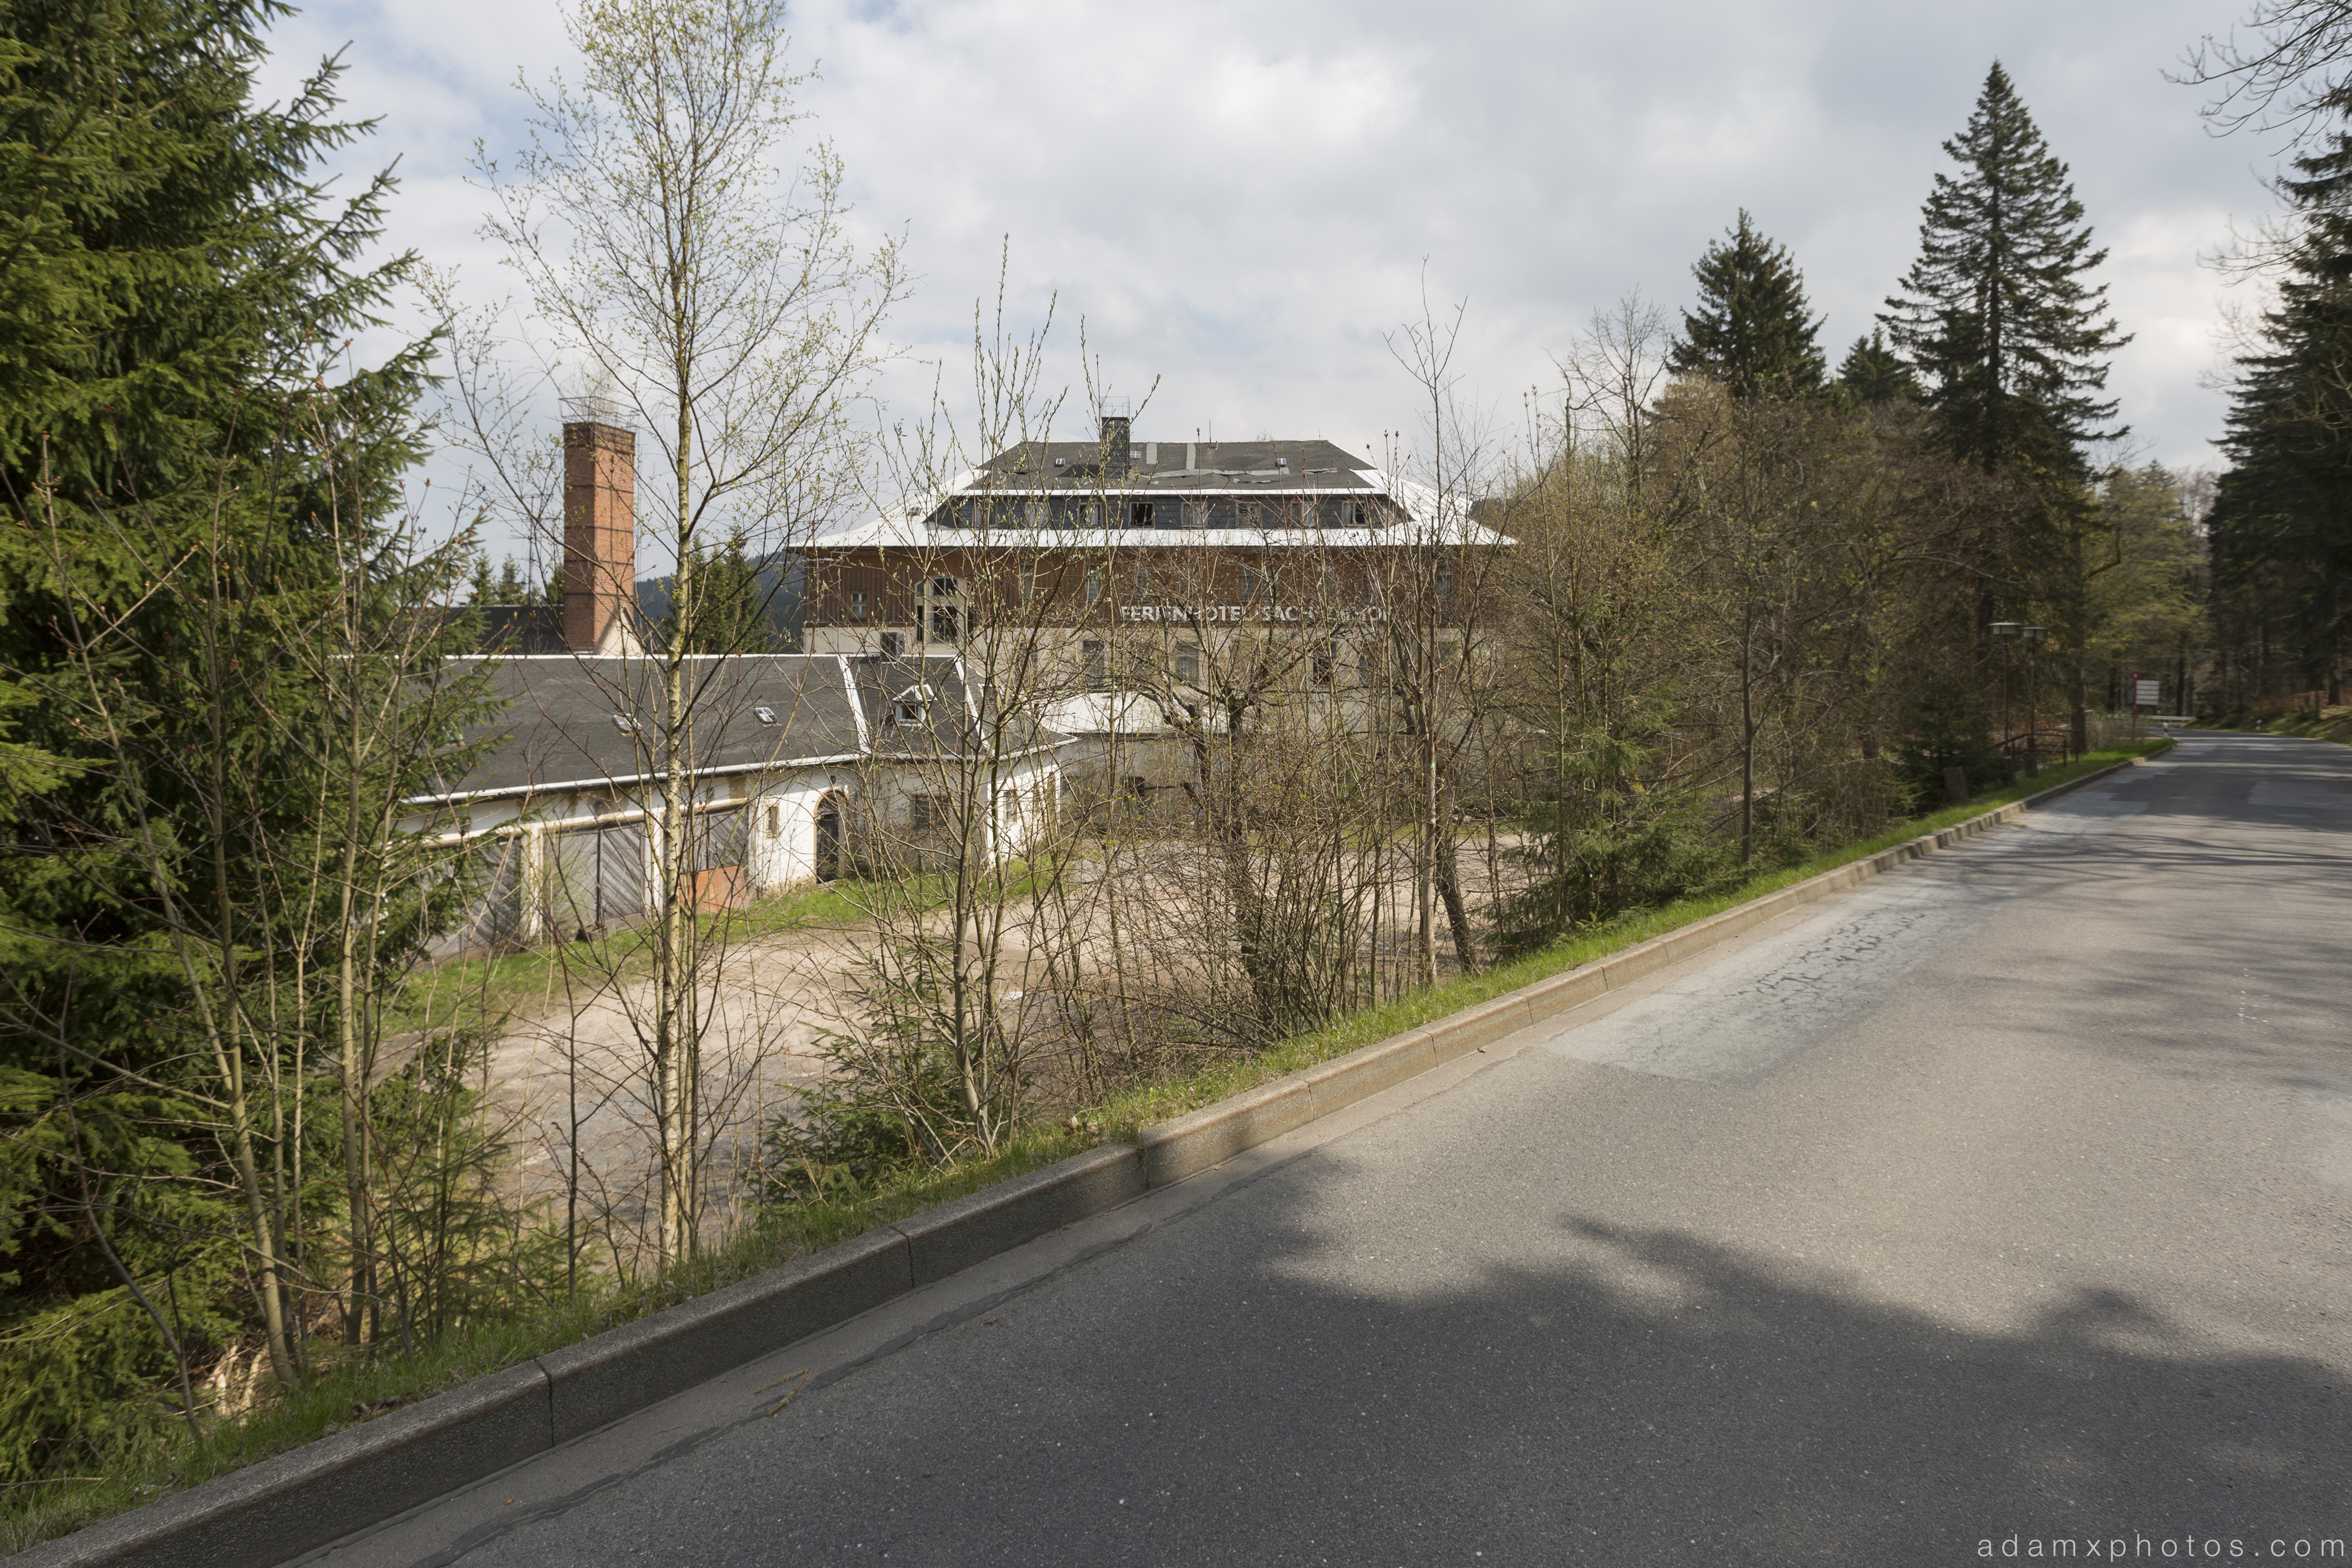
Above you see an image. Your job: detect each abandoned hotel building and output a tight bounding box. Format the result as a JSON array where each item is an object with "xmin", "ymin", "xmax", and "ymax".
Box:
[{"xmin": 801, "ymin": 409, "xmax": 1503, "ymax": 798}]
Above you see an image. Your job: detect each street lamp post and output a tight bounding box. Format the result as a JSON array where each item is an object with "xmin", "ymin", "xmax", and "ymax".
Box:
[
  {"xmin": 2021, "ymin": 625, "xmax": 2047, "ymax": 775},
  {"xmin": 1991, "ymin": 621, "xmax": 2022, "ymax": 768}
]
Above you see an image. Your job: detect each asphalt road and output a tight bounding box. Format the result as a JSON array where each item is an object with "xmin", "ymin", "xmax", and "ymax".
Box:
[{"xmin": 322, "ymin": 734, "xmax": 2352, "ymax": 1567}]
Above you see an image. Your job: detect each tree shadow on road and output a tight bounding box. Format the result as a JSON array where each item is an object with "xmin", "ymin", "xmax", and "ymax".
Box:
[{"xmin": 674, "ymin": 1187, "xmax": 2351, "ymax": 1566}]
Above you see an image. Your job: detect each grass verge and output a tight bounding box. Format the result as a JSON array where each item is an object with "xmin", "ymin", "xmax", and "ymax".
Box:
[
  {"xmin": 2267, "ymin": 704, "xmax": 2352, "ymax": 748},
  {"xmin": 4, "ymin": 740, "xmax": 2169, "ymax": 1551}
]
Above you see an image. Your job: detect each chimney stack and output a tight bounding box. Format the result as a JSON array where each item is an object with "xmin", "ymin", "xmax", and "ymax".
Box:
[
  {"xmin": 562, "ymin": 420, "xmax": 639, "ymax": 655},
  {"xmin": 1099, "ymin": 398, "xmax": 1132, "ymax": 479}
]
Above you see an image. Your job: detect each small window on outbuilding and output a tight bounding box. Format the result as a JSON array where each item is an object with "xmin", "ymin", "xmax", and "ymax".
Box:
[{"xmin": 891, "ymin": 683, "xmax": 933, "ymax": 726}]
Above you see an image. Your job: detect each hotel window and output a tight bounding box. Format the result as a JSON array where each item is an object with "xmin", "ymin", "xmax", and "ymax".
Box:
[
  {"xmin": 1131, "ymin": 501, "xmax": 1155, "ymax": 528},
  {"xmin": 1084, "ymin": 503, "xmax": 1101, "ymax": 527},
  {"xmin": 1082, "ymin": 639, "xmax": 1107, "ymax": 690},
  {"xmin": 848, "ymin": 590, "xmax": 868, "ymax": 621},
  {"xmin": 880, "ymin": 631, "xmax": 904, "ymax": 657},
  {"xmin": 1312, "ymin": 648, "xmax": 1334, "ymax": 688},
  {"xmin": 1018, "ymin": 561, "xmax": 1036, "ymax": 602},
  {"xmin": 1024, "ymin": 501, "xmax": 1049, "ymax": 528},
  {"xmin": 1085, "ymin": 565, "xmax": 1103, "ymax": 605},
  {"xmin": 927, "ymin": 577, "xmax": 960, "ymax": 642},
  {"xmin": 1236, "ymin": 500, "xmax": 1262, "ymax": 530},
  {"xmin": 1184, "ymin": 500, "xmax": 1210, "ymax": 529},
  {"xmin": 1134, "ymin": 562, "xmax": 1152, "ymax": 597},
  {"xmin": 1175, "ymin": 641, "xmax": 1200, "ymax": 686},
  {"xmin": 909, "ymin": 794, "xmax": 947, "ymax": 830}
]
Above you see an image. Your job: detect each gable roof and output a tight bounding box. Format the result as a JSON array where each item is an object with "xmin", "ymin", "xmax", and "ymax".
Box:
[{"xmin": 408, "ymin": 653, "xmax": 1062, "ymax": 806}]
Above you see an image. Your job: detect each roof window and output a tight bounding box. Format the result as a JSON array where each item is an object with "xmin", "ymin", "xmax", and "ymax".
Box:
[
  {"xmin": 891, "ymin": 682, "xmax": 934, "ymax": 726},
  {"xmin": 754, "ymin": 705, "xmax": 777, "ymax": 725},
  {"xmin": 610, "ymin": 714, "xmax": 637, "ymax": 733}
]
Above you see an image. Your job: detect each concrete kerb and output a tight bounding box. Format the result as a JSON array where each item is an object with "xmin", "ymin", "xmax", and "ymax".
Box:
[
  {"xmin": 539, "ymin": 1226, "xmax": 913, "ymax": 1446},
  {"xmin": 892, "ymin": 1141, "xmax": 1145, "ymax": 1287},
  {"xmin": 11, "ymin": 745, "xmax": 2168, "ymax": 1568},
  {"xmin": 13, "ymin": 1362, "xmax": 556, "ymax": 1568}
]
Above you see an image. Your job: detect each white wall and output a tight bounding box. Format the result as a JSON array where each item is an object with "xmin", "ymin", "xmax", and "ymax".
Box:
[{"xmin": 744, "ymin": 771, "xmax": 854, "ymax": 891}]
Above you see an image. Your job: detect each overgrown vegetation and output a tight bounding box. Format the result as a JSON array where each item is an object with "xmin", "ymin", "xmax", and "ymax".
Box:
[
  {"xmin": 0, "ymin": 0, "xmax": 2252, "ymax": 1547},
  {"xmin": 0, "ymin": 738, "xmax": 2167, "ymax": 1552}
]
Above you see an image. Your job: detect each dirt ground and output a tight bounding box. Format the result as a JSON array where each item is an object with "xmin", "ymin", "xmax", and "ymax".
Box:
[{"xmin": 465, "ymin": 833, "xmax": 1530, "ymax": 1256}]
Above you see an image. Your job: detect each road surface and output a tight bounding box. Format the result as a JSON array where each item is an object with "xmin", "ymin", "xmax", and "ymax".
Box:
[{"xmin": 319, "ymin": 734, "xmax": 2352, "ymax": 1565}]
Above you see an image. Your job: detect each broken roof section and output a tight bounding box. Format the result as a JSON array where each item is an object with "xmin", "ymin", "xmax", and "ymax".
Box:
[{"xmin": 407, "ymin": 653, "xmax": 1065, "ymax": 806}]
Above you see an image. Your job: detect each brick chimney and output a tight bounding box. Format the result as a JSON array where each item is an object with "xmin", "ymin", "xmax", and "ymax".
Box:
[
  {"xmin": 1099, "ymin": 398, "xmax": 1132, "ymax": 479},
  {"xmin": 562, "ymin": 420, "xmax": 639, "ymax": 655}
]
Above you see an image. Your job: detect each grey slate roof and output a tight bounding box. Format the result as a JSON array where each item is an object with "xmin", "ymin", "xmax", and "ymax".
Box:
[
  {"xmin": 411, "ymin": 653, "xmax": 1057, "ymax": 805},
  {"xmin": 970, "ymin": 438, "xmax": 1378, "ymax": 494}
]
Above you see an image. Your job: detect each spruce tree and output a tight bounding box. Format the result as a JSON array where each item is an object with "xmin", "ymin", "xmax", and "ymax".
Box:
[
  {"xmin": 1881, "ymin": 63, "xmax": 2128, "ymax": 477},
  {"xmin": 2207, "ymin": 129, "xmax": 2352, "ymax": 700},
  {"xmin": 1837, "ymin": 329, "xmax": 1922, "ymax": 405},
  {"xmin": 0, "ymin": 0, "xmax": 483, "ymax": 1481},
  {"xmin": 1669, "ymin": 210, "xmax": 1827, "ymax": 397}
]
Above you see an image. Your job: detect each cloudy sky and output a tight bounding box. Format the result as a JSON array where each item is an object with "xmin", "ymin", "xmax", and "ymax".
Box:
[{"xmin": 259, "ymin": 0, "xmax": 2289, "ymax": 557}]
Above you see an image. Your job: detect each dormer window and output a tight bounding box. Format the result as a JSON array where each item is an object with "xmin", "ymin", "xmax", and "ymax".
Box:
[
  {"xmin": 610, "ymin": 714, "xmax": 637, "ymax": 733},
  {"xmin": 754, "ymin": 705, "xmax": 777, "ymax": 725},
  {"xmin": 891, "ymin": 683, "xmax": 934, "ymax": 726}
]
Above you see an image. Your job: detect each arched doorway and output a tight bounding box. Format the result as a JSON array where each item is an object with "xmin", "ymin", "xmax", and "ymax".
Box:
[{"xmin": 814, "ymin": 791, "xmax": 847, "ymax": 882}]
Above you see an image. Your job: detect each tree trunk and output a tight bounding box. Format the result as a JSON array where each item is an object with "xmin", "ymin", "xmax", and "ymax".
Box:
[{"xmin": 1433, "ymin": 776, "xmax": 1476, "ymax": 974}]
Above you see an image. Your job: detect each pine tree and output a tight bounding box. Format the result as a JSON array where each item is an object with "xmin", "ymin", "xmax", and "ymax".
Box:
[
  {"xmin": 2206, "ymin": 129, "xmax": 2352, "ymax": 703},
  {"xmin": 1668, "ymin": 210, "xmax": 1827, "ymax": 397},
  {"xmin": 1881, "ymin": 63, "xmax": 2129, "ymax": 477},
  {"xmin": 0, "ymin": 0, "xmax": 482, "ymax": 1482},
  {"xmin": 663, "ymin": 529, "xmax": 773, "ymax": 653},
  {"xmin": 1837, "ymin": 329, "xmax": 1922, "ymax": 405}
]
